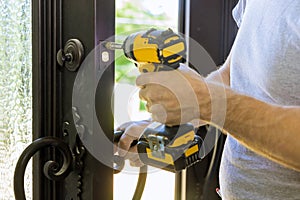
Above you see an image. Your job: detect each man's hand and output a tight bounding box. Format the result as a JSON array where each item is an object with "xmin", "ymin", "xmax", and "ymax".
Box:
[
  {"xmin": 115, "ymin": 120, "xmax": 151, "ymax": 167},
  {"xmin": 136, "ymin": 64, "xmax": 212, "ymax": 126}
]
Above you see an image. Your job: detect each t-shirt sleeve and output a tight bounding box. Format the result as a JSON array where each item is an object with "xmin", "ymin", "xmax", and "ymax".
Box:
[{"xmin": 232, "ymin": 0, "xmax": 247, "ymax": 27}]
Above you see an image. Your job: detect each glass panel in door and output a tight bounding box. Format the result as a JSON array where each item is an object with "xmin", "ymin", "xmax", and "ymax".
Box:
[{"xmin": 0, "ymin": 0, "xmax": 32, "ymax": 199}]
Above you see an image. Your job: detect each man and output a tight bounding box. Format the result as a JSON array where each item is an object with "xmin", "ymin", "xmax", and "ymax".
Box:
[{"xmin": 116, "ymin": 0, "xmax": 300, "ymax": 199}]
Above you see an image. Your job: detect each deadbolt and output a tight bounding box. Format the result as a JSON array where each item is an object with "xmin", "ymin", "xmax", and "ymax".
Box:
[{"xmin": 57, "ymin": 39, "xmax": 84, "ymax": 71}]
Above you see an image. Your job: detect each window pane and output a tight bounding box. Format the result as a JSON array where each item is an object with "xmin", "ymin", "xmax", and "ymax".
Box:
[
  {"xmin": 0, "ymin": 0, "xmax": 32, "ymax": 199},
  {"xmin": 114, "ymin": 0, "xmax": 179, "ymax": 199}
]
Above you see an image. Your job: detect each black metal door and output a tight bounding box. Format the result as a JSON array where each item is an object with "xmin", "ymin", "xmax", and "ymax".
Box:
[{"xmin": 14, "ymin": 0, "xmax": 115, "ymax": 199}]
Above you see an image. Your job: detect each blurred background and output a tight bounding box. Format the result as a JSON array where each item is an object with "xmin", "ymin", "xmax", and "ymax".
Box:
[{"xmin": 114, "ymin": 0, "xmax": 179, "ymax": 199}]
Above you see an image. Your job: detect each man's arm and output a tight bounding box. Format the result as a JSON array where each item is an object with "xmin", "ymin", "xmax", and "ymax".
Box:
[
  {"xmin": 198, "ymin": 83, "xmax": 300, "ymax": 172},
  {"xmin": 191, "ymin": 52, "xmax": 299, "ymax": 171},
  {"xmin": 137, "ymin": 63, "xmax": 300, "ymax": 172},
  {"xmin": 204, "ymin": 52, "xmax": 299, "ymax": 171}
]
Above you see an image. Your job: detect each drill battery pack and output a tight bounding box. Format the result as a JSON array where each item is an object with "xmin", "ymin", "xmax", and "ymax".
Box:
[{"xmin": 137, "ymin": 123, "xmax": 203, "ymax": 172}]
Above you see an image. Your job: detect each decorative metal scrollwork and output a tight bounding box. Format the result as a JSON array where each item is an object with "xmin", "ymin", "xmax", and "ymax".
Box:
[{"xmin": 13, "ymin": 137, "xmax": 73, "ymax": 200}]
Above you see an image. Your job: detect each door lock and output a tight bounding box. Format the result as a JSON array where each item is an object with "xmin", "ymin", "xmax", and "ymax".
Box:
[{"xmin": 57, "ymin": 39, "xmax": 84, "ymax": 71}]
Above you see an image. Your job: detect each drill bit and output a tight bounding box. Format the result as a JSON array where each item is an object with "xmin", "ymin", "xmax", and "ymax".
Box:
[{"xmin": 105, "ymin": 42, "xmax": 123, "ymax": 50}]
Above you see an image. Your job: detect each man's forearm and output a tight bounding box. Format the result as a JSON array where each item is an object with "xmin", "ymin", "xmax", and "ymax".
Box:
[
  {"xmin": 204, "ymin": 86, "xmax": 300, "ymax": 171},
  {"xmin": 203, "ymin": 52, "xmax": 300, "ymax": 171}
]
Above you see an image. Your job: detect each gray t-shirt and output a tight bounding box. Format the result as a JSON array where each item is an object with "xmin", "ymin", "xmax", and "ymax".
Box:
[{"xmin": 219, "ymin": 0, "xmax": 300, "ymax": 199}]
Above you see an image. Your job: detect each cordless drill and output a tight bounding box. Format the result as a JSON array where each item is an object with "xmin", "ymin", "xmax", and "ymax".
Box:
[{"xmin": 107, "ymin": 28, "xmax": 203, "ymax": 172}]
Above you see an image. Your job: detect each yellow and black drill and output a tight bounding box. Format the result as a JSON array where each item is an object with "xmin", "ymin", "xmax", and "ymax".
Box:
[{"xmin": 108, "ymin": 28, "xmax": 203, "ymax": 172}]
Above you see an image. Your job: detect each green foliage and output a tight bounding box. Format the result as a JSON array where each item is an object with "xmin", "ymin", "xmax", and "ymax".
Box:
[
  {"xmin": 115, "ymin": 0, "xmax": 173, "ymax": 111},
  {"xmin": 115, "ymin": 0, "xmax": 171, "ymax": 83},
  {"xmin": 139, "ymin": 100, "xmax": 147, "ymax": 111},
  {"xmin": 116, "ymin": 0, "xmax": 168, "ymax": 22}
]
